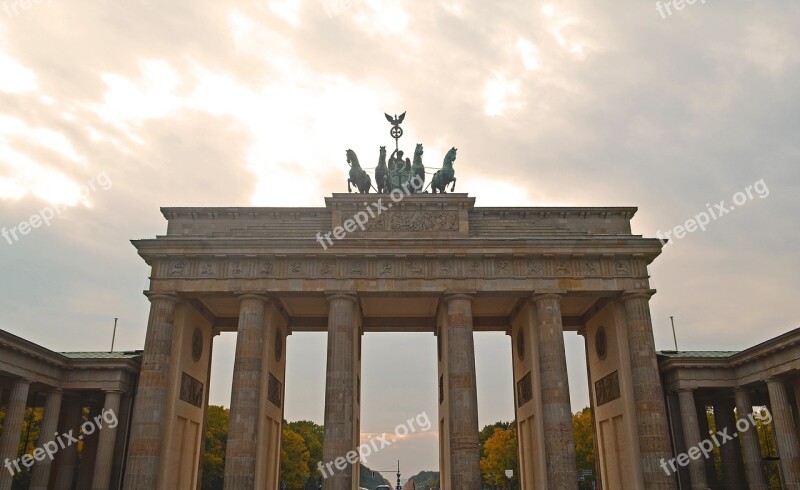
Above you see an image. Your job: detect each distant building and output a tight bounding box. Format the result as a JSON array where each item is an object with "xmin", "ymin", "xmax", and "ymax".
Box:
[
  {"xmin": 0, "ymin": 329, "xmax": 140, "ymax": 489},
  {"xmin": 658, "ymin": 327, "xmax": 800, "ymax": 488}
]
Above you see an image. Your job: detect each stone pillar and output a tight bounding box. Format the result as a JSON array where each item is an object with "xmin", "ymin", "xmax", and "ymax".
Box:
[
  {"xmin": 766, "ymin": 378, "xmax": 800, "ymax": 488},
  {"xmin": 323, "ymin": 293, "xmax": 361, "ymax": 490},
  {"xmin": 77, "ymin": 405, "xmax": 102, "ymax": 489},
  {"xmin": 224, "ymin": 294, "xmax": 268, "ymax": 489},
  {"xmin": 695, "ymin": 401, "xmax": 718, "ymax": 487},
  {"xmin": 532, "ymin": 293, "xmax": 578, "ymax": 489},
  {"xmin": 622, "ymin": 291, "xmax": 677, "ymax": 489},
  {"xmin": 677, "ymin": 390, "xmax": 708, "ymax": 489},
  {"xmin": 733, "ymin": 389, "xmax": 769, "ymax": 490},
  {"xmin": 713, "ymin": 396, "xmax": 745, "ymax": 490},
  {"xmin": 92, "ymin": 390, "xmax": 123, "ymax": 490},
  {"xmin": 442, "ymin": 294, "xmax": 481, "ymax": 489},
  {"xmin": 51, "ymin": 395, "xmax": 83, "ymax": 490},
  {"xmin": 29, "ymin": 388, "xmax": 63, "ymax": 490},
  {"xmin": 0, "ymin": 379, "xmax": 30, "ymax": 490},
  {"xmin": 124, "ymin": 293, "xmax": 180, "ymax": 488}
]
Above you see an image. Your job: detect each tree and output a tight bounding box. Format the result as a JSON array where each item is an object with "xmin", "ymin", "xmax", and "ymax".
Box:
[
  {"xmin": 281, "ymin": 427, "xmax": 310, "ymax": 489},
  {"xmin": 572, "ymin": 407, "xmax": 595, "ymax": 474},
  {"xmin": 202, "ymin": 405, "xmax": 229, "ymax": 490},
  {"xmin": 480, "ymin": 427, "xmax": 518, "ymax": 488},
  {"xmin": 285, "ymin": 420, "xmax": 324, "ymax": 488}
]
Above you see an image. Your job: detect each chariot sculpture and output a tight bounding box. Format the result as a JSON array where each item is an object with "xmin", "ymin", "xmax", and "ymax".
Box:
[{"xmin": 344, "ymin": 112, "xmax": 458, "ymax": 194}]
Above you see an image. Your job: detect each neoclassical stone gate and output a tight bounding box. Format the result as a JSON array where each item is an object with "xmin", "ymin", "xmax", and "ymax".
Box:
[{"xmin": 122, "ymin": 193, "xmax": 676, "ymax": 490}]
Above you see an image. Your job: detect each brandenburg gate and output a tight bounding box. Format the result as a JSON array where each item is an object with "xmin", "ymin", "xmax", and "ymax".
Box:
[{"xmin": 122, "ymin": 192, "xmax": 677, "ymax": 489}]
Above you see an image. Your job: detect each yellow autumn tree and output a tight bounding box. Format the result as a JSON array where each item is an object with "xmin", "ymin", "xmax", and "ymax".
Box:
[
  {"xmin": 480, "ymin": 427, "xmax": 518, "ymax": 487},
  {"xmin": 280, "ymin": 426, "xmax": 310, "ymax": 489},
  {"xmin": 572, "ymin": 407, "xmax": 595, "ymax": 475}
]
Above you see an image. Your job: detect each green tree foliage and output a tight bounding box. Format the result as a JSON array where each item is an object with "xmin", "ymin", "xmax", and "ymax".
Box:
[
  {"xmin": 281, "ymin": 426, "xmax": 310, "ymax": 489},
  {"xmin": 202, "ymin": 405, "xmax": 229, "ymax": 490},
  {"xmin": 285, "ymin": 420, "xmax": 324, "ymax": 487}
]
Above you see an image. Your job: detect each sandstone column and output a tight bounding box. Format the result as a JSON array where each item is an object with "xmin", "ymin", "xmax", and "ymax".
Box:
[
  {"xmin": 694, "ymin": 401, "xmax": 718, "ymax": 487},
  {"xmin": 124, "ymin": 293, "xmax": 180, "ymax": 488},
  {"xmin": 92, "ymin": 390, "xmax": 123, "ymax": 490},
  {"xmin": 224, "ymin": 294, "xmax": 268, "ymax": 489},
  {"xmin": 0, "ymin": 379, "xmax": 30, "ymax": 490},
  {"xmin": 766, "ymin": 378, "xmax": 800, "ymax": 488},
  {"xmin": 51, "ymin": 395, "xmax": 83, "ymax": 490},
  {"xmin": 29, "ymin": 388, "xmax": 63, "ymax": 490},
  {"xmin": 533, "ymin": 292, "xmax": 578, "ymax": 489},
  {"xmin": 713, "ymin": 396, "xmax": 745, "ymax": 490},
  {"xmin": 442, "ymin": 294, "xmax": 481, "ymax": 489},
  {"xmin": 733, "ymin": 388, "xmax": 769, "ymax": 490},
  {"xmin": 677, "ymin": 390, "xmax": 708, "ymax": 489},
  {"xmin": 77, "ymin": 405, "xmax": 102, "ymax": 489},
  {"xmin": 622, "ymin": 291, "xmax": 677, "ymax": 489},
  {"xmin": 323, "ymin": 293, "xmax": 360, "ymax": 490}
]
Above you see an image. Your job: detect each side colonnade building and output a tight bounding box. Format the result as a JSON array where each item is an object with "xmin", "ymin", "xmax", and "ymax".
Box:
[{"xmin": 0, "ymin": 329, "xmax": 139, "ymax": 490}]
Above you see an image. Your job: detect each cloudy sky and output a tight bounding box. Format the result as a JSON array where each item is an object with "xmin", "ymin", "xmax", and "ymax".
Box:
[{"xmin": 1, "ymin": 0, "xmax": 799, "ymax": 479}]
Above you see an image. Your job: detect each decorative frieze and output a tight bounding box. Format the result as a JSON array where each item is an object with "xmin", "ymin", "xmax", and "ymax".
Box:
[
  {"xmin": 155, "ymin": 255, "xmax": 648, "ymax": 281},
  {"xmin": 361, "ymin": 211, "xmax": 459, "ymax": 232}
]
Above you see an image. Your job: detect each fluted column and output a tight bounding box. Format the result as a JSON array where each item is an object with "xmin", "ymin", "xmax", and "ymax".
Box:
[
  {"xmin": 695, "ymin": 402, "xmax": 718, "ymax": 487},
  {"xmin": 622, "ymin": 291, "xmax": 677, "ymax": 489},
  {"xmin": 92, "ymin": 390, "xmax": 123, "ymax": 490},
  {"xmin": 51, "ymin": 395, "xmax": 82, "ymax": 490},
  {"xmin": 713, "ymin": 396, "xmax": 745, "ymax": 490},
  {"xmin": 29, "ymin": 388, "xmax": 63, "ymax": 490},
  {"xmin": 124, "ymin": 293, "xmax": 180, "ymax": 489},
  {"xmin": 0, "ymin": 379, "xmax": 30, "ymax": 490},
  {"xmin": 734, "ymin": 388, "xmax": 769, "ymax": 489},
  {"xmin": 77, "ymin": 405, "xmax": 101, "ymax": 489},
  {"xmin": 533, "ymin": 292, "xmax": 578, "ymax": 489},
  {"xmin": 323, "ymin": 293, "xmax": 360, "ymax": 490},
  {"xmin": 224, "ymin": 294, "xmax": 269, "ymax": 489},
  {"xmin": 767, "ymin": 378, "xmax": 800, "ymax": 488},
  {"xmin": 443, "ymin": 294, "xmax": 481, "ymax": 489},
  {"xmin": 677, "ymin": 390, "xmax": 708, "ymax": 489}
]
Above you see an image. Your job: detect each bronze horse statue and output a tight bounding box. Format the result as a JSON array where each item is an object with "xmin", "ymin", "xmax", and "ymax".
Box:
[
  {"xmin": 346, "ymin": 149, "xmax": 371, "ymax": 193},
  {"xmin": 410, "ymin": 143, "xmax": 425, "ymax": 193},
  {"xmin": 431, "ymin": 147, "xmax": 457, "ymax": 193},
  {"xmin": 375, "ymin": 146, "xmax": 389, "ymax": 193}
]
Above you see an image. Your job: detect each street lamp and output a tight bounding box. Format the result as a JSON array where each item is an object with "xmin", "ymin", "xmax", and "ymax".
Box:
[{"xmin": 372, "ymin": 460, "xmax": 403, "ymax": 490}]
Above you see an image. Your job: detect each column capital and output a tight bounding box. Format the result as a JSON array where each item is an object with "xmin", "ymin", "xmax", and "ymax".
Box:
[
  {"xmin": 12, "ymin": 378, "xmax": 32, "ymax": 387},
  {"xmin": 325, "ymin": 291, "xmax": 358, "ymax": 303},
  {"xmin": 676, "ymin": 388, "xmax": 696, "ymax": 394},
  {"xmin": 102, "ymin": 389, "xmax": 125, "ymax": 395},
  {"xmin": 531, "ymin": 290, "xmax": 567, "ymax": 303},
  {"xmin": 734, "ymin": 386, "xmax": 750, "ymax": 394},
  {"xmin": 621, "ymin": 289, "xmax": 657, "ymax": 301},
  {"xmin": 443, "ymin": 292, "xmax": 475, "ymax": 304},
  {"xmin": 765, "ymin": 376, "xmax": 785, "ymax": 385},
  {"xmin": 144, "ymin": 291, "xmax": 181, "ymax": 304},
  {"xmin": 236, "ymin": 292, "xmax": 271, "ymax": 302}
]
